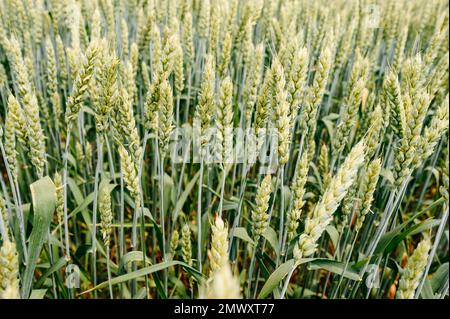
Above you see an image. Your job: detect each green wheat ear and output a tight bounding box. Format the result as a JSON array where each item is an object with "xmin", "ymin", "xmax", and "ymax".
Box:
[
  {"xmin": 294, "ymin": 142, "xmax": 365, "ymax": 261},
  {"xmin": 251, "ymin": 174, "xmax": 273, "ymax": 241}
]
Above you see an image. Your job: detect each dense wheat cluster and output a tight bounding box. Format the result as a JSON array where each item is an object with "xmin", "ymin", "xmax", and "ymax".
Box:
[{"xmin": 0, "ymin": 0, "xmax": 448, "ymax": 300}]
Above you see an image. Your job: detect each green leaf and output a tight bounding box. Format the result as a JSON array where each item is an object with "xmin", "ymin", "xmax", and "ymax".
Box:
[
  {"xmin": 53, "ymin": 192, "xmax": 94, "ymax": 233},
  {"xmin": 118, "ymin": 251, "xmax": 152, "ymax": 272},
  {"xmin": 262, "ymin": 227, "xmax": 279, "ymax": 255},
  {"xmin": 233, "ymin": 227, "xmax": 255, "ymax": 246},
  {"xmin": 172, "ymin": 170, "xmax": 200, "ymax": 222},
  {"xmin": 35, "ymin": 257, "xmax": 67, "ymax": 288},
  {"xmin": 383, "ymin": 219, "xmax": 440, "ymax": 254},
  {"xmin": 374, "ymin": 199, "xmax": 443, "ymax": 255},
  {"xmin": 258, "ymin": 259, "xmax": 295, "ymax": 299},
  {"xmin": 420, "ymin": 278, "xmax": 435, "ymax": 299},
  {"xmin": 22, "ymin": 176, "xmax": 56, "ymax": 298},
  {"xmin": 80, "ymin": 260, "xmax": 203, "ymax": 295},
  {"xmin": 307, "ymin": 259, "xmax": 361, "ymax": 281},
  {"xmin": 163, "ymin": 173, "xmax": 174, "ymax": 215},
  {"xmin": 68, "ymin": 178, "xmax": 93, "ymax": 235},
  {"xmin": 222, "ymin": 198, "xmax": 239, "ymax": 211},
  {"xmin": 408, "ymin": 219, "xmax": 441, "ymax": 236},
  {"xmin": 258, "ymin": 258, "xmax": 315, "ymax": 298},
  {"xmin": 431, "ymin": 263, "xmax": 449, "ymax": 292}
]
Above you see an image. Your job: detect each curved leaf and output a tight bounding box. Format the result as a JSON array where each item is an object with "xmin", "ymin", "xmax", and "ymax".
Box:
[
  {"xmin": 233, "ymin": 227, "xmax": 255, "ymax": 246},
  {"xmin": 258, "ymin": 259, "xmax": 295, "ymax": 299},
  {"xmin": 22, "ymin": 176, "xmax": 56, "ymax": 298},
  {"xmin": 308, "ymin": 259, "xmax": 361, "ymax": 281},
  {"xmin": 79, "ymin": 260, "xmax": 204, "ymax": 295},
  {"xmin": 258, "ymin": 258, "xmax": 315, "ymax": 299},
  {"xmin": 262, "ymin": 227, "xmax": 279, "ymax": 255}
]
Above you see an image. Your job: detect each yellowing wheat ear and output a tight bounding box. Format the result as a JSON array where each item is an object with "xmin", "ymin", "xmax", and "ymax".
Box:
[
  {"xmin": 201, "ymin": 262, "xmax": 242, "ymax": 299},
  {"xmin": 0, "ymin": 240, "xmax": 20, "ymax": 299},
  {"xmin": 209, "ymin": 216, "xmax": 229, "ymax": 274}
]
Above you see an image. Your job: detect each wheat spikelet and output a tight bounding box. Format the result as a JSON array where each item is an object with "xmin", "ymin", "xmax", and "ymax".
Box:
[
  {"xmin": 3, "ymin": 106, "xmax": 18, "ymax": 183},
  {"xmin": 365, "ymin": 105, "xmax": 383, "ymax": 160},
  {"xmin": 53, "ymin": 171, "xmax": 64, "ymax": 226},
  {"xmin": 254, "ymin": 68, "xmax": 272, "ymax": 152},
  {"xmin": 45, "ymin": 37, "xmax": 61, "ymax": 124},
  {"xmin": 181, "ymin": 11, "xmax": 195, "ymax": 65},
  {"xmin": 402, "ymin": 57, "xmax": 425, "ymax": 115},
  {"xmin": 294, "ymin": 142, "xmax": 365, "ymax": 260},
  {"xmin": 174, "ymin": 37, "xmax": 185, "ymax": 95},
  {"xmin": 251, "ymin": 174, "xmax": 272, "ymax": 241},
  {"xmin": 318, "ymin": 143, "xmax": 330, "ymax": 191},
  {"xmin": 158, "ymin": 79, "xmax": 175, "ymax": 156},
  {"xmin": 216, "ymin": 76, "xmax": 234, "ymax": 164},
  {"xmin": 287, "ymin": 46, "xmax": 308, "ymax": 122},
  {"xmin": 118, "ymin": 145, "xmax": 140, "ymax": 206},
  {"xmin": 66, "ymin": 40, "xmax": 100, "ymax": 122},
  {"xmin": 0, "ymin": 65, "xmax": 7, "ymax": 88},
  {"xmin": 219, "ymin": 31, "xmax": 232, "ymax": 77},
  {"xmin": 120, "ymin": 17, "xmax": 129, "ymax": 57},
  {"xmin": 170, "ymin": 229, "xmax": 179, "ymax": 257},
  {"xmin": 393, "ymin": 90, "xmax": 431, "ymax": 187},
  {"xmin": 391, "ymin": 24, "xmax": 409, "ymax": 72},
  {"xmin": 115, "ymin": 88, "xmax": 142, "ymax": 163},
  {"xmin": 99, "ymin": 183, "xmax": 113, "ymax": 247},
  {"xmin": 0, "ymin": 194, "xmax": 9, "ymax": 238},
  {"xmin": 195, "ymin": 54, "xmax": 216, "ymax": 153},
  {"xmin": 333, "ymin": 78, "xmax": 365, "ymax": 154},
  {"xmin": 209, "ymin": 216, "xmax": 228, "ymax": 273},
  {"xmin": 300, "ymin": 45, "xmax": 333, "ymax": 138},
  {"xmin": 4, "ymin": 36, "xmax": 46, "ymax": 177},
  {"xmin": 356, "ymin": 158, "xmax": 382, "ymax": 232},
  {"xmin": 415, "ymin": 95, "xmax": 449, "ymax": 167},
  {"xmin": 181, "ymin": 223, "xmax": 193, "ymax": 266},
  {"xmin": 270, "ymin": 58, "xmax": 290, "ymax": 165},
  {"xmin": 244, "ymin": 43, "xmax": 264, "ymax": 128},
  {"xmin": 382, "ymin": 70, "xmax": 406, "ymax": 137},
  {"xmin": 396, "ymin": 237, "xmax": 431, "ymax": 299},
  {"xmin": 137, "ymin": 2, "xmax": 155, "ymax": 55},
  {"xmin": 94, "ymin": 51, "xmax": 120, "ymax": 136},
  {"xmin": 209, "ymin": 2, "xmax": 220, "ymax": 58},
  {"xmin": 286, "ymin": 151, "xmax": 309, "ymax": 241},
  {"xmin": 0, "ymin": 240, "xmax": 20, "ymax": 299},
  {"xmin": 197, "ymin": 0, "xmax": 210, "ymax": 39},
  {"xmin": 7, "ymin": 94, "xmax": 27, "ymax": 148}
]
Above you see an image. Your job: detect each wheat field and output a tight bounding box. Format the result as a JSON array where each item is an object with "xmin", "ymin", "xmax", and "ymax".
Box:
[{"xmin": 0, "ymin": 0, "xmax": 448, "ymax": 300}]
